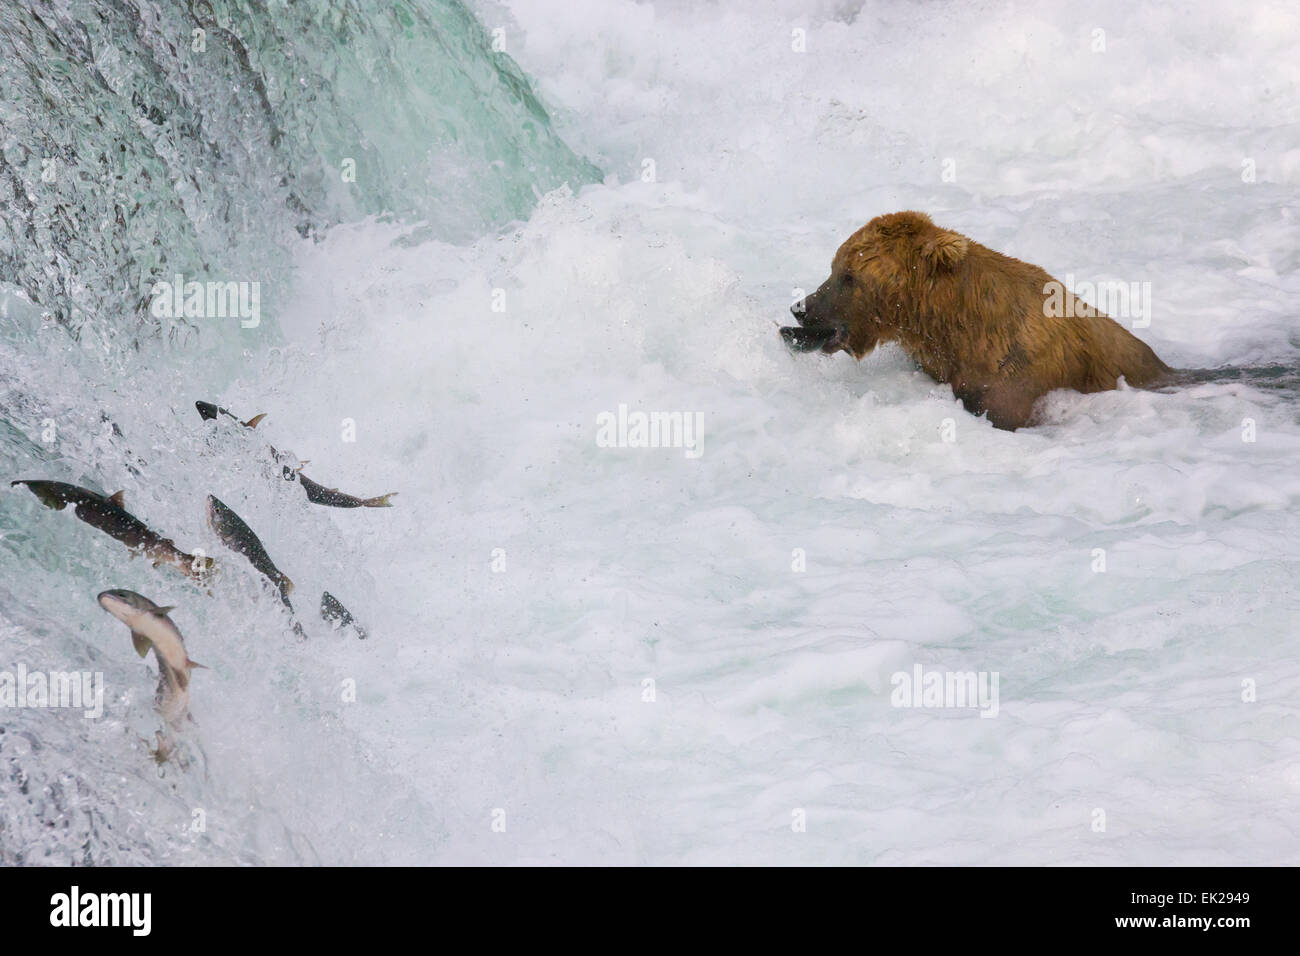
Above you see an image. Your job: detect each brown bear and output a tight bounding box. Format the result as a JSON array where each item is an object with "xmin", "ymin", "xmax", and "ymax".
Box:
[{"xmin": 780, "ymin": 211, "xmax": 1172, "ymax": 430}]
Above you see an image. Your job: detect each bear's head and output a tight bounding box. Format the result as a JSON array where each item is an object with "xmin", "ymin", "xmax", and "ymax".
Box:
[{"xmin": 781, "ymin": 210, "xmax": 969, "ymax": 358}]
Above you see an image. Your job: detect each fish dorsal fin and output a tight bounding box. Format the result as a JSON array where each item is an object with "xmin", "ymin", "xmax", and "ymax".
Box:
[
  {"xmin": 108, "ymin": 490, "xmax": 125, "ymax": 507},
  {"xmin": 243, "ymin": 413, "xmax": 267, "ymax": 428},
  {"xmin": 148, "ymin": 605, "xmax": 176, "ymax": 617},
  {"xmin": 129, "ymin": 631, "xmax": 151, "ymax": 658},
  {"xmin": 281, "ymin": 575, "xmax": 294, "ymax": 595},
  {"xmin": 187, "ymin": 658, "xmax": 207, "ymax": 670}
]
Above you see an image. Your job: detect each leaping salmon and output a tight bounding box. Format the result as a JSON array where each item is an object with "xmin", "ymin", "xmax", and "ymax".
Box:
[
  {"xmin": 195, "ymin": 401, "xmax": 266, "ymax": 429},
  {"xmin": 97, "ymin": 589, "xmax": 206, "ymax": 761},
  {"xmin": 292, "ymin": 467, "xmax": 396, "ymax": 509},
  {"xmin": 11, "ymin": 480, "xmax": 213, "ymax": 580},
  {"xmin": 321, "ymin": 591, "xmax": 367, "ymax": 639},
  {"xmin": 205, "ymin": 494, "xmax": 294, "ymax": 608}
]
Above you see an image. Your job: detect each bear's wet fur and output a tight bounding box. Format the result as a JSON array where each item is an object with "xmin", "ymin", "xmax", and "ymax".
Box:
[{"xmin": 782, "ymin": 211, "xmax": 1171, "ymax": 430}]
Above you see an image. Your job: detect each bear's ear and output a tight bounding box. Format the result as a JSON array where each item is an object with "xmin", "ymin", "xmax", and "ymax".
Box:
[{"xmin": 920, "ymin": 231, "xmax": 968, "ymax": 270}]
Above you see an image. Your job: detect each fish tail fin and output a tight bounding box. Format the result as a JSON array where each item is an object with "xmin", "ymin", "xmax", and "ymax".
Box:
[
  {"xmin": 243, "ymin": 413, "xmax": 268, "ymax": 428},
  {"xmin": 364, "ymin": 493, "xmax": 397, "ymax": 507}
]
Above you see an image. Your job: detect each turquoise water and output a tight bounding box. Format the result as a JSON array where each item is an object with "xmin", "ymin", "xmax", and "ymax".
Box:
[{"xmin": 0, "ymin": 0, "xmax": 597, "ymax": 343}]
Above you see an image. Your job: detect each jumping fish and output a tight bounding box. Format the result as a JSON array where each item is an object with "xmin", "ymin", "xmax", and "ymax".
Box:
[
  {"xmin": 195, "ymin": 401, "xmax": 266, "ymax": 429},
  {"xmin": 97, "ymin": 589, "xmax": 206, "ymax": 761},
  {"xmin": 205, "ymin": 494, "xmax": 294, "ymax": 608},
  {"xmin": 12, "ymin": 480, "xmax": 213, "ymax": 580},
  {"xmin": 292, "ymin": 468, "xmax": 396, "ymax": 509},
  {"xmin": 321, "ymin": 591, "xmax": 367, "ymax": 639},
  {"xmin": 196, "ymin": 403, "xmax": 397, "ymax": 509}
]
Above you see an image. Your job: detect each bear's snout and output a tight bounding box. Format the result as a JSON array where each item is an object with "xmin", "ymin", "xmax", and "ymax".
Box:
[
  {"xmin": 779, "ymin": 323, "xmax": 844, "ymax": 353},
  {"xmin": 792, "ymin": 287, "xmax": 828, "ymax": 325},
  {"xmin": 780, "ymin": 282, "xmax": 847, "ymax": 353}
]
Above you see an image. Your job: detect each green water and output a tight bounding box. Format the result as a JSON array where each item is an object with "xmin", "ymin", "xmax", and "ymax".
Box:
[{"xmin": 0, "ymin": 0, "xmax": 599, "ymax": 347}]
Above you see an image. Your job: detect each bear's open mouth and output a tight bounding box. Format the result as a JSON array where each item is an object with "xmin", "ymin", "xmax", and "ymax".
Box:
[{"xmin": 780, "ymin": 325, "xmax": 845, "ymax": 354}]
